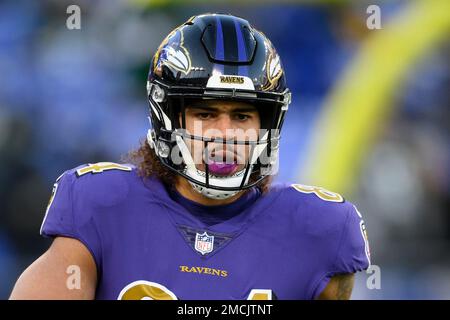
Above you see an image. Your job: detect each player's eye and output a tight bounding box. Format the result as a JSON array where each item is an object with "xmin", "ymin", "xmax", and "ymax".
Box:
[
  {"xmin": 234, "ymin": 113, "xmax": 251, "ymax": 121},
  {"xmin": 196, "ymin": 112, "xmax": 214, "ymax": 120}
]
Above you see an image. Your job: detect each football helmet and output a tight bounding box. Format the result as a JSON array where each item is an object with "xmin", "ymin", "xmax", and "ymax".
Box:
[{"xmin": 146, "ymin": 13, "xmax": 291, "ymax": 199}]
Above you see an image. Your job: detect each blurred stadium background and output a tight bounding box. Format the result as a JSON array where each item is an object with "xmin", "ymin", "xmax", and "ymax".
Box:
[{"xmin": 0, "ymin": 0, "xmax": 449, "ymax": 299}]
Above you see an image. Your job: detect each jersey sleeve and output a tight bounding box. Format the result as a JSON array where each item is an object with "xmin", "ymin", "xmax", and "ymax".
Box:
[
  {"xmin": 40, "ymin": 170, "xmax": 102, "ymax": 268},
  {"xmin": 310, "ymin": 202, "xmax": 371, "ymax": 299},
  {"xmin": 333, "ymin": 204, "xmax": 371, "ymax": 274}
]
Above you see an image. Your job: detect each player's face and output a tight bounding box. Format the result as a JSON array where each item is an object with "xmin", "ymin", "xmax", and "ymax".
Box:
[{"xmin": 182, "ymin": 100, "xmax": 261, "ymax": 176}]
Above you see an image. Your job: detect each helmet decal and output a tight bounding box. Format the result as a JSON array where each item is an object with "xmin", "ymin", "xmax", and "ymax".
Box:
[
  {"xmin": 206, "ymin": 74, "xmax": 255, "ymax": 90},
  {"xmin": 154, "ymin": 29, "xmax": 191, "ymax": 76},
  {"xmin": 262, "ymin": 39, "xmax": 283, "ymax": 91}
]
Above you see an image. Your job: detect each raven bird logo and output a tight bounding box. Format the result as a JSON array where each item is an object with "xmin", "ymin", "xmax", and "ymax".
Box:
[{"xmin": 154, "ymin": 29, "xmax": 191, "ymax": 76}]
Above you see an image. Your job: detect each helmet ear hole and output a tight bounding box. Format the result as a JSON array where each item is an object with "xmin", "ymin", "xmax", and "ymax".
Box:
[{"xmin": 151, "ymin": 84, "xmax": 166, "ymax": 103}]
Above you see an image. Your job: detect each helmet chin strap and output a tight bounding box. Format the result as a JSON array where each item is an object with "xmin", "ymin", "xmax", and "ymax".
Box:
[
  {"xmin": 175, "ymin": 135, "xmax": 252, "ymax": 200},
  {"xmin": 187, "ymin": 169, "xmax": 246, "ymax": 200}
]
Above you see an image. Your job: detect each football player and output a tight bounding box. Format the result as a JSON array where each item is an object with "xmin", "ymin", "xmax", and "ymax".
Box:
[{"xmin": 10, "ymin": 13, "xmax": 370, "ymax": 300}]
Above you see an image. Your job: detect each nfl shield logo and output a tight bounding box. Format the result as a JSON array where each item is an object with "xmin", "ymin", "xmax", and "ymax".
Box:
[{"xmin": 195, "ymin": 232, "xmax": 214, "ymax": 255}]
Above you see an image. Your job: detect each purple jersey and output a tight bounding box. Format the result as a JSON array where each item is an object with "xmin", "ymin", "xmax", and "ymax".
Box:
[{"xmin": 40, "ymin": 162, "xmax": 370, "ymax": 300}]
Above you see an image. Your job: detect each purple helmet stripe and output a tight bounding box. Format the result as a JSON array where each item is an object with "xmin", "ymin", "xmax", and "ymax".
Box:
[
  {"xmin": 234, "ymin": 18, "xmax": 249, "ymax": 76},
  {"xmin": 214, "ymin": 16, "xmax": 225, "ymax": 74}
]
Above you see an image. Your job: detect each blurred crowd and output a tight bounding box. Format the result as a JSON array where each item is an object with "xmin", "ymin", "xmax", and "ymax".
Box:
[{"xmin": 0, "ymin": 0, "xmax": 448, "ymax": 299}]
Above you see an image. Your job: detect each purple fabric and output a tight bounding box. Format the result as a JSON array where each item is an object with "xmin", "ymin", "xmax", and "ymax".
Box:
[
  {"xmin": 233, "ymin": 18, "xmax": 249, "ymax": 76},
  {"xmin": 167, "ymin": 186, "xmax": 261, "ymax": 227},
  {"xmin": 41, "ymin": 165, "xmax": 370, "ymax": 300}
]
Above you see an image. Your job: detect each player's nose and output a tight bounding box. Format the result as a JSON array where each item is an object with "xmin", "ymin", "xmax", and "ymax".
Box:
[{"xmin": 214, "ymin": 114, "xmax": 234, "ymax": 138}]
